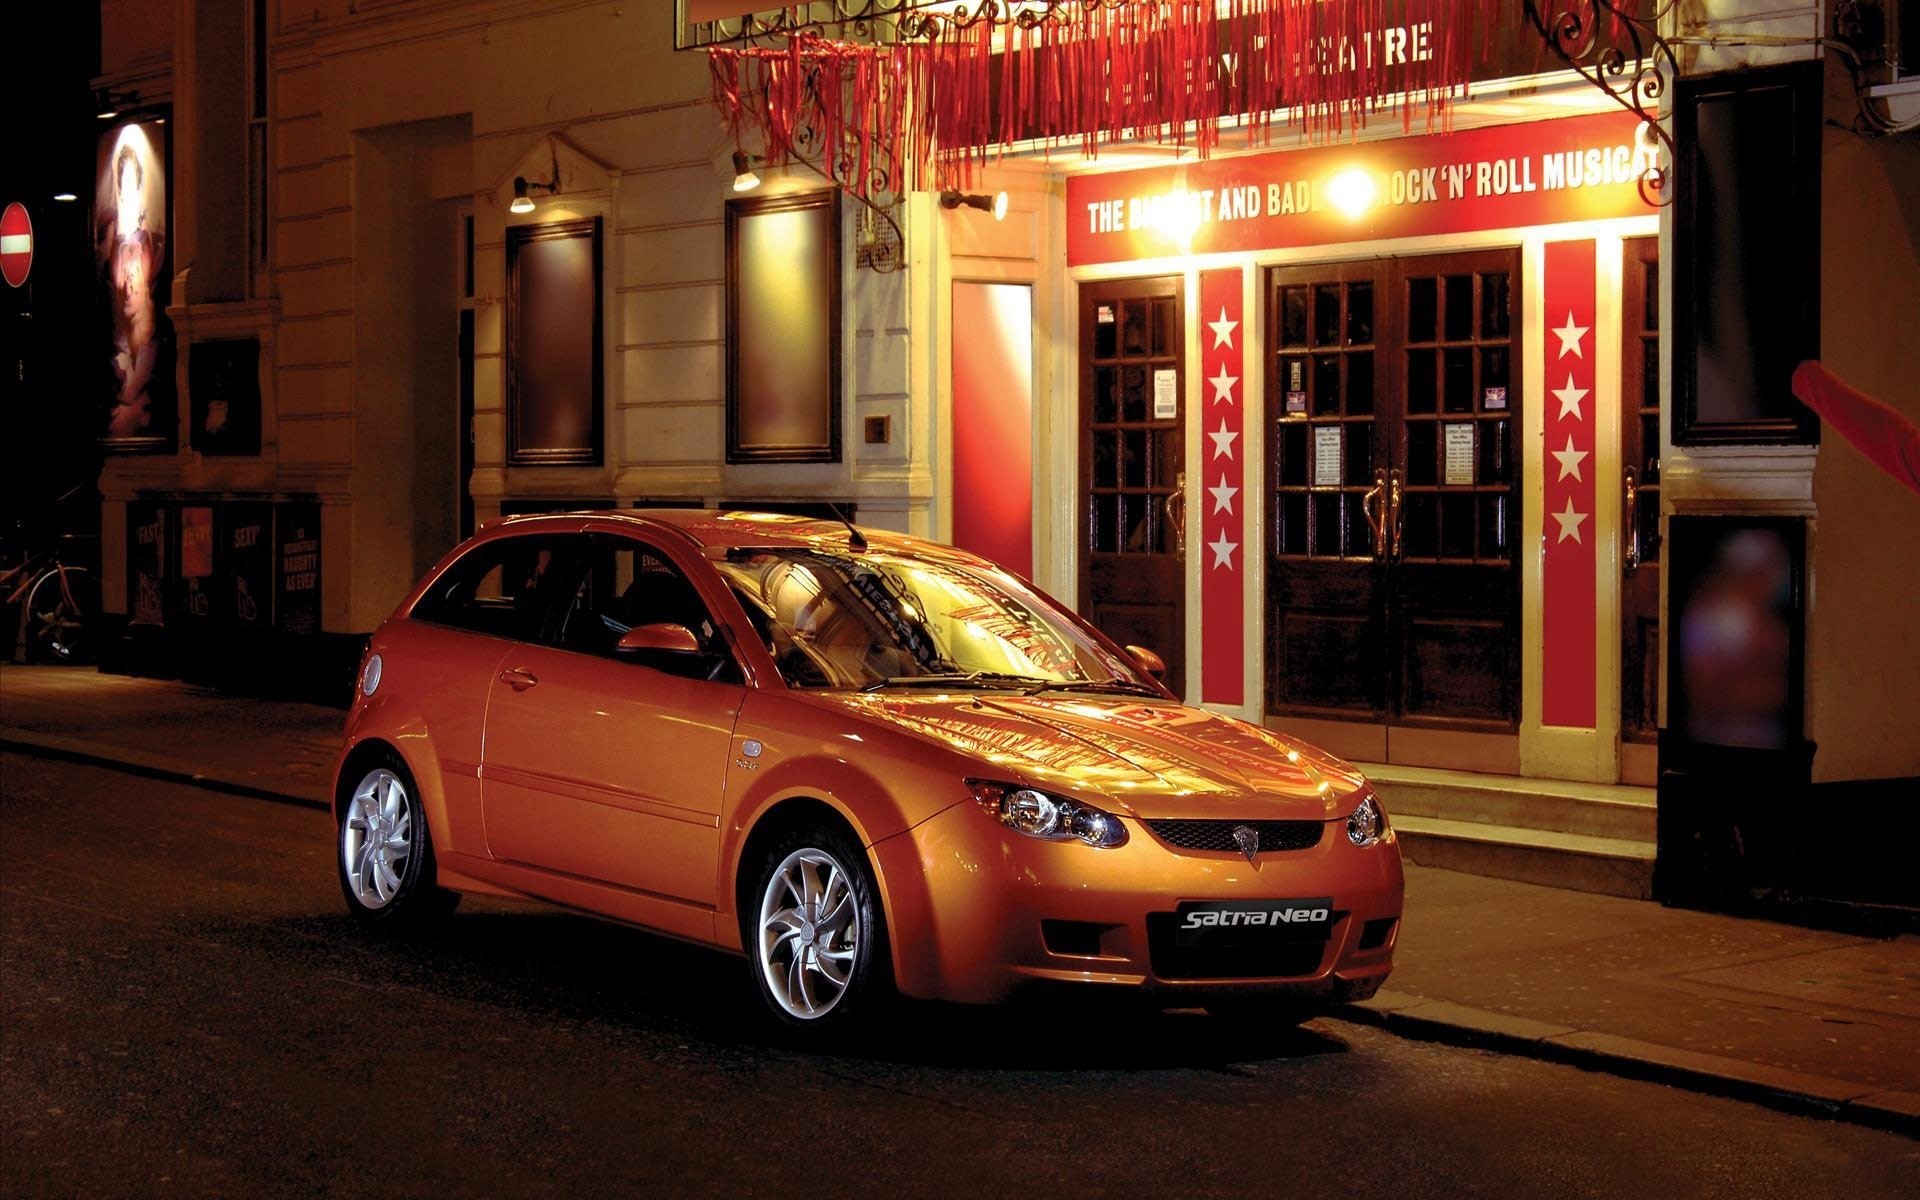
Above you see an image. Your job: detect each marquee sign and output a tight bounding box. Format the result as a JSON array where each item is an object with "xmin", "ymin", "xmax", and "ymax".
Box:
[{"xmin": 1067, "ymin": 111, "xmax": 1652, "ymax": 266}]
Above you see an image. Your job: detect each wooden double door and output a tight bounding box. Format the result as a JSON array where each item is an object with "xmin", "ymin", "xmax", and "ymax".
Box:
[{"xmin": 1266, "ymin": 250, "xmax": 1522, "ymax": 734}]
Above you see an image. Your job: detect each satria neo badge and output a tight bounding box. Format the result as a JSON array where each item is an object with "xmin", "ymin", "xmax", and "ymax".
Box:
[{"xmin": 1232, "ymin": 824, "xmax": 1260, "ymax": 864}]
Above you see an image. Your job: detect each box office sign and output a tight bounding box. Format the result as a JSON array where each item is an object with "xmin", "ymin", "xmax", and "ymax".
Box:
[
  {"xmin": 1067, "ymin": 112, "xmax": 1654, "ymax": 267},
  {"xmin": 276, "ymin": 502, "xmax": 321, "ymax": 635}
]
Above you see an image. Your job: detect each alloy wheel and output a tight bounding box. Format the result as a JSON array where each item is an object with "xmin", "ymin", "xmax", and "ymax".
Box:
[
  {"xmin": 757, "ymin": 847, "xmax": 860, "ymax": 1020},
  {"xmin": 341, "ymin": 768, "xmax": 414, "ymax": 910}
]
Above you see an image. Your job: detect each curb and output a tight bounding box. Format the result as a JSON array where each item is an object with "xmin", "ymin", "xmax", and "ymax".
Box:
[
  {"xmin": 1332, "ymin": 990, "xmax": 1920, "ymax": 1139},
  {"xmin": 0, "ymin": 727, "xmax": 329, "ymax": 812}
]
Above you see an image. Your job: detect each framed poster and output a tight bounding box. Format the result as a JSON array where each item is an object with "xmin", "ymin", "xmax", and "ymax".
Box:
[
  {"xmin": 506, "ymin": 218, "xmax": 604, "ymax": 465},
  {"xmin": 189, "ymin": 337, "xmax": 262, "ymax": 455},
  {"xmin": 127, "ymin": 500, "xmax": 168, "ymax": 627},
  {"xmin": 726, "ymin": 191, "xmax": 841, "ymax": 463},
  {"xmin": 276, "ymin": 501, "xmax": 322, "ymax": 635},
  {"xmin": 1673, "ymin": 62, "xmax": 1821, "ymax": 446},
  {"xmin": 1666, "ymin": 516, "xmax": 1806, "ymax": 751},
  {"xmin": 224, "ymin": 501, "xmax": 273, "ymax": 628},
  {"xmin": 96, "ymin": 118, "xmax": 176, "ymax": 452}
]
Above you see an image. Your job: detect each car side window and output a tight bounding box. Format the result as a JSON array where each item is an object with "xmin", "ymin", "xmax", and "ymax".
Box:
[
  {"xmin": 410, "ymin": 536, "xmax": 568, "ymax": 643},
  {"xmin": 548, "ymin": 534, "xmax": 742, "ymax": 684}
]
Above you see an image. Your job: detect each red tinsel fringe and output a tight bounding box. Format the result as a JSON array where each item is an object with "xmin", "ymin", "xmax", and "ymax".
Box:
[{"xmin": 710, "ymin": 1, "xmax": 1627, "ymax": 201}]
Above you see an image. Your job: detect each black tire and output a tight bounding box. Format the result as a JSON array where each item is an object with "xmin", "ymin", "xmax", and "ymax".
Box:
[
  {"xmin": 742, "ymin": 822, "xmax": 894, "ymax": 1038},
  {"xmin": 1204, "ymin": 998, "xmax": 1323, "ymax": 1028},
  {"xmin": 23, "ymin": 567, "xmax": 95, "ymax": 664},
  {"xmin": 336, "ymin": 749, "xmax": 460, "ymax": 927}
]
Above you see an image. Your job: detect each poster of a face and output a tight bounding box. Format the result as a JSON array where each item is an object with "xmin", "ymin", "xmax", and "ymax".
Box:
[{"xmin": 95, "ymin": 120, "xmax": 174, "ymax": 448}]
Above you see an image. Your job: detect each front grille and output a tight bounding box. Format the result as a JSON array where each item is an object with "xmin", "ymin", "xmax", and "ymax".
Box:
[
  {"xmin": 1145, "ymin": 914, "xmax": 1331, "ymax": 980},
  {"xmin": 1146, "ymin": 818, "xmax": 1324, "ymax": 854}
]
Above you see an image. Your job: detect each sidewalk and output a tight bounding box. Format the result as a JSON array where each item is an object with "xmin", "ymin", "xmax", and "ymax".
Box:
[{"xmin": 3, "ymin": 663, "xmax": 1915, "ymax": 1134}]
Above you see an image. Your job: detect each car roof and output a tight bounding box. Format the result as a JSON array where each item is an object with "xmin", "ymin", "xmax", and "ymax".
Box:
[{"xmin": 475, "ymin": 508, "xmax": 984, "ymax": 564}]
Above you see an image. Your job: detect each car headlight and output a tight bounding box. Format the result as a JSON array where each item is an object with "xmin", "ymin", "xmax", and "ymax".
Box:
[
  {"xmin": 968, "ymin": 780, "xmax": 1128, "ymax": 848},
  {"xmin": 360, "ymin": 652, "xmax": 383, "ymax": 697},
  {"xmin": 1347, "ymin": 792, "xmax": 1386, "ymax": 847}
]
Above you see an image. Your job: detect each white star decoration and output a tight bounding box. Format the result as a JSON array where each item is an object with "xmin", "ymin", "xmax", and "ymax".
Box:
[
  {"xmin": 1208, "ymin": 307, "xmax": 1239, "ymax": 349},
  {"xmin": 1553, "ymin": 311, "xmax": 1589, "ymax": 359},
  {"xmin": 1551, "ymin": 434, "xmax": 1588, "ymax": 482},
  {"xmin": 1208, "ymin": 476, "xmax": 1239, "ymax": 515},
  {"xmin": 1208, "ymin": 417, "xmax": 1239, "ymax": 460},
  {"xmin": 1209, "ymin": 365, "xmax": 1239, "ymax": 405},
  {"xmin": 1552, "ymin": 498, "xmax": 1589, "ymax": 544},
  {"xmin": 1553, "ymin": 373, "xmax": 1589, "ymax": 421},
  {"xmin": 1208, "ymin": 531, "xmax": 1238, "ymax": 569}
]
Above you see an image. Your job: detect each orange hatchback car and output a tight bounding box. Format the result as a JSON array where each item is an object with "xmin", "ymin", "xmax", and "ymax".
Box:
[{"xmin": 334, "ymin": 510, "xmax": 1403, "ymax": 1033}]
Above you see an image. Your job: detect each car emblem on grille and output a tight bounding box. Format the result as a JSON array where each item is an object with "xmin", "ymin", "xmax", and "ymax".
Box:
[{"xmin": 1232, "ymin": 825, "xmax": 1260, "ymax": 864}]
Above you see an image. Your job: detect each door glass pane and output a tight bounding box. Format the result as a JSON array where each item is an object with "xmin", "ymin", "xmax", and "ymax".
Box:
[
  {"xmin": 1347, "ymin": 352, "xmax": 1374, "ymax": 415},
  {"xmin": 1407, "ymin": 348, "xmax": 1437, "ymax": 413},
  {"xmin": 1122, "ymin": 430, "xmax": 1147, "ymax": 487},
  {"xmin": 1407, "ymin": 277, "xmax": 1437, "ymax": 343},
  {"xmin": 1120, "ymin": 366, "xmax": 1147, "ymax": 422},
  {"xmin": 1347, "ymin": 282, "xmax": 1374, "ymax": 344},
  {"xmin": 1443, "ymin": 275, "xmax": 1473, "ymax": 341},
  {"xmin": 1442, "ymin": 494, "xmax": 1475, "ymax": 559},
  {"xmin": 1314, "ymin": 286, "xmax": 1342, "ymax": 346},
  {"xmin": 1478, "ymin": 494, "xmax": 1509, "ymax": 559},
  {"xmin": 1119, "ymin": 492, "xmax": 1147, "ymax": 552},
  {"xmin": 1093, "ymin": 366, "xmax": 1117, "ymax": 423},
  {"xmin": 1281, "ymin": 287, "xmax": 1309, "ymax": 346},
  {"xmin": 1345, "ymin": 493, "xmax": 1374, "ymax": 559},
  {"xmin": 1641, "ymin": 341, "xmax": 1659, "ymax": 407},
  {"xmin": 1093, "ymin": 494, "xmax": 1117, "ymax": 552},
  {"xmin": 1151, "ymin": 296, "xmax": 1177, "ymax": 356},
  {"xmin": 1406, "ymin": 421, "xmax": 1437, "ymax": 486},
  {"xmin": 1312, "ymin": 493, "xmax": 1341, "ymax": 558},
  {"xmin": 1480, "ymin": 271, "xmax": 1511, "ymax": 338},
  {"xmin": 1313, "ymin": 356, "xmax": 1341, "ymax": 415},
  {"xmin": 1478, "ymin": 419, "xmax": 1508, "ymax": 483},
  {"xmin": 1642, "ymin": 260, "xmax": 1659, "ymax": 331},
  {"xmin": 1344, "ymin": 422, "xmax": 1373, "ymax": 485},
  {"xmin": 1442, "ymin": 348, "xmax": 1474, "ymax": 412},
  {"xmin": 1151, "ymin": 430, "xmax": 1178, "ymax": 487},
  {"xmin": 1280, "ymin": 421, "xmax": 1308, "ymax": 486},
  {"xmin": 1093, "ymin": 432, "xmax": 1117, "ymax": 487},
  {"xmin": 1121, "ymin": 300, "xmax": 1150, "ymax": 355},
  {"xmin": 1403, "ymin": 493, "xmax": 1438, "ymax": 558},
  {"xmin": 1279, "ymin": 493, "xmax": 1307, "ymax": 555},
  {"xmin": 1480, "ymin": 347, "xmax": 1509, "ymax": 403}
]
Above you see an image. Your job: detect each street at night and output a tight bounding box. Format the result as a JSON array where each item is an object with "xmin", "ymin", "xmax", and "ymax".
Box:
[{"xmin": 2, "ymin": 750, "xmax": 1914, "ymax": 1198}]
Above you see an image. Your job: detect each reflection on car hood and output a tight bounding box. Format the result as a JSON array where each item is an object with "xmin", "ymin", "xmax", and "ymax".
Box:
[{"xmin": 818, "ymin": 690, "xmax": 1366, "ymax": 821}]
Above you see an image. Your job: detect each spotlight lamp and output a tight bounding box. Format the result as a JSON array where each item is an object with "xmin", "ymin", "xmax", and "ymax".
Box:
[
  {"xmin": 731, "ymin": 151, "xmax": 762, "ymax": 192},
  {"xmin": 95, "ymin": 89, "xmax": 139, "ymax": 121},
  {"xmin": 940, "ymin": 189, "xmax": 1009, "ymax": 221},
  {"xmin": 511, "ymin": 174, "xmax": 560, "ymax": 215}
]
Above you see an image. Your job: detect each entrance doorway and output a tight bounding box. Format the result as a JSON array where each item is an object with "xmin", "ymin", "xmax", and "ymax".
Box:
[
  {"xmin": 1078, "ymin": 276, "xmax": 1187, "ymax": 695},
  {"xmin": 1620, "ymin": 236, "xmax": 1661, "ymax": 783},
  {"xmin": 1265, "ymin": 250, "xmax": 1522, "ymax": 761}
]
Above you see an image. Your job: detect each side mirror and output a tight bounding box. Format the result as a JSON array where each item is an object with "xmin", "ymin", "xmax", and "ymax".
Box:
[
  {"xmin": 616, "ymin": 622, "xmax": 702, "ymax": 656},
  {"xmin": 1124, "ymin": 644, "xmax": 1167, "ymax": 679}
]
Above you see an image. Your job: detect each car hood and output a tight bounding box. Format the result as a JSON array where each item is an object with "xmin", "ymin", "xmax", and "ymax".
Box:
[{"xmin": 815, "ymin": 690, "xmax": 1367, "ymax": 821}]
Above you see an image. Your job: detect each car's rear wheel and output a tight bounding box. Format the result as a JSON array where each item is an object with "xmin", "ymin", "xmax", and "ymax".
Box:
[
  {"xmin": 747, "ymin": 825, "xmax": 892, "ymax": 1035},
  {"xmin": 338, "ymin": 752, "xmax": 458, "ymax": 926}
]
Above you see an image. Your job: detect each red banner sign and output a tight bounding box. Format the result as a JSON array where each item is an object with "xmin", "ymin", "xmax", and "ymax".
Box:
[
  {"xmin": 1542, "ymin": 239, "xmax": 1597, "ymax": 729},
  {"xmin": 1199, "ymin": 267, "xmax": 1246, "ymax": 707},
  {"xmin": 1068, "ymin": 112, "xmax": 1652, "ymax": 266}
]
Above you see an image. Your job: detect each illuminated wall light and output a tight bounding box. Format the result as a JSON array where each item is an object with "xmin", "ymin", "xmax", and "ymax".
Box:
[
  {"xmin": 732, "ymin": 150, "xmax": 762, "ymax": 193},
  {"xmin": 52, "ymin": 193, "xmax": 78, "ymax": 203},
  {"xmin": 940, "ymin": 189, "xmax": 1008, "ymax": 222},
  {"xmin": 509, "ymin": 177, "xmax": 535, "ymax": 214},
  {"xmin": 1326, "ymin": 168, "xmax": 1377, "ymax": 220}
]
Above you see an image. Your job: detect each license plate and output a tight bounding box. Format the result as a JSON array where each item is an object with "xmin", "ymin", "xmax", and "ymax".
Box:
[{"xmin": 1173, "ymin": 898, "xmax": 1334, "ymax": 947}]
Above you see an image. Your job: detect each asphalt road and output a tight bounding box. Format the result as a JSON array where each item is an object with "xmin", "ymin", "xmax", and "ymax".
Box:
[{"xmin": 2, "ymin": 751, "xmax": 1914, "ymax": 1199}]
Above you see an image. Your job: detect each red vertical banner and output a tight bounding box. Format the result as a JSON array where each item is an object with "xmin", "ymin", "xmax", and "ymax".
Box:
[
  {"xmin": 1542, "ymin": 240, "xmax": 1598, "ymax": 728},
  {"xmin": 1199, "ymin": 268, "xmax": 1245, "ymax": 706}
]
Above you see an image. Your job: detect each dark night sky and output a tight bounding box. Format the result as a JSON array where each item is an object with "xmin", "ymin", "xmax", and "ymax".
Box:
[{"xmin": 2, "ymin": 3, "xmax": 107, "ymax": 542}]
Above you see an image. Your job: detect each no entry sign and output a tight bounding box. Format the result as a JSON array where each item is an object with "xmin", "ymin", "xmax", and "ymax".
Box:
[{"xmin": 0, "ymin": 202, "xmax": 31, "ymax": 288}]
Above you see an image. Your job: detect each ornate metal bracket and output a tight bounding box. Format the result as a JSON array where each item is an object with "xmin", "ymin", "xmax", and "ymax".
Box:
[{"xmin": 1521, "ymin": 0, "xmax": 1681, "ymax": 206}]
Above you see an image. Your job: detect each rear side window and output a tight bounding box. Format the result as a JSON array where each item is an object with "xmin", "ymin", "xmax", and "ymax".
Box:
[{"xmin": 410, "ymin": 536, "xmax": 568, "ymax": 642}]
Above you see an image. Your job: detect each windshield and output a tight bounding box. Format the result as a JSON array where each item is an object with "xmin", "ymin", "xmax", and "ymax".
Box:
[{"xmin": 710, "ymin": 546, "xmax": 1156, "ymax": 693}]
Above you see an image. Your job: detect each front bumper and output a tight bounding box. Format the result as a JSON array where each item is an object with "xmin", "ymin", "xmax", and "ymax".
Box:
[{"xmin": 870, "ymin": 800, "xmax": 1405, "ymax": 1005}]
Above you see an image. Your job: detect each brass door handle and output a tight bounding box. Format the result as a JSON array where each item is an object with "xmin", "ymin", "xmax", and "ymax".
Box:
[
  {"xmin": 1623, "ymin": 466, "xmax": 1640, "ymax": 576},
  {"xmin": 1362, "ymin": 469, "xmax": 1388, "ymax": 558},
  {"xmin": 1165, "ymin": 472, "xmax": 1188, "ymax": 558},
  {"xmin": 499, "ymin": 668, "xmax": 539, "ymax": 692},
  {"xmin": 1388, "ymin": 469, "xmax": 1404, "ymax": 561}
]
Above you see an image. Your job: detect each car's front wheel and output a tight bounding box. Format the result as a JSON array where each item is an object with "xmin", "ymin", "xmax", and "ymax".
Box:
[
  {"xmin": 747, "ymin": 825, "xmax": 892, "ymax": 1035},
  {"xmin": 338, "ymin": 753, "xmax": 458, "ymax": 926}
]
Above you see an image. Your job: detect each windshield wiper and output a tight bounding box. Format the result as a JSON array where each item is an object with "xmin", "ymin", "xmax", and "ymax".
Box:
[
  {"xmin": 861, "ymin": 671, "xmax": 1049, "ymax": 693},
  {"xmin": 1024, "ymin": 678, "xmax": 1164, "ymax": 698}
]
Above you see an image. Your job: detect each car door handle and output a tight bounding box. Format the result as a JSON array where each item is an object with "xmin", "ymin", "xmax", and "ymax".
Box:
[{"xmin": 499, "ymin": 668, "xmax": 538, "ymax": 692}]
